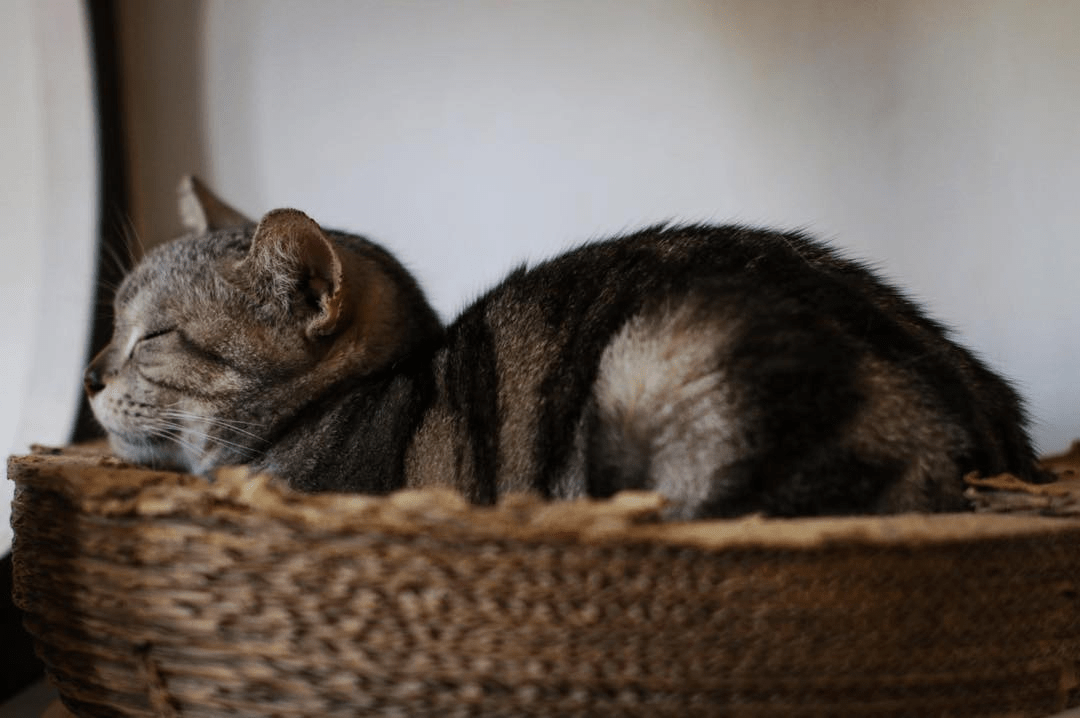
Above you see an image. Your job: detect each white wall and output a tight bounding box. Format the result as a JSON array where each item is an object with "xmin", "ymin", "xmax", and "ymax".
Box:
[
  {"xmin": 0, "ymin": 0, "xmax": 97, "ymax": 555},
  {"xmin": 124, "ymin": 0, "xmax": 1078, "ymax": 457},
  {"xmin": 0, "ymin": 3, "xmax": 46, "ymax": 507}
]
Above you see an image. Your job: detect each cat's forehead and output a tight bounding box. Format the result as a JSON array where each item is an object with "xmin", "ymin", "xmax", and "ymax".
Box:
[
  {"xmin": 116, "ymin": 230, "xmax": 251, "ymax": 309},
  {"xmin": 112, "ymin": 231, "xmax": 253, "ymax": 335}
]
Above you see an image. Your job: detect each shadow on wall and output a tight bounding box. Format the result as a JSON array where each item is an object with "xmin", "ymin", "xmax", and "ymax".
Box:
[
  {"xmin": 71, "ymin": 0, "xmax": 214, "ymax": 442},
  {"xmin": 117, "ymin": 0, "xmax": 211, "ymax": 252}
]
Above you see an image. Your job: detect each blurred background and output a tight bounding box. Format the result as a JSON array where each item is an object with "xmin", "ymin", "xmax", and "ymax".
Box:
[
  {"xmin": 5, "ymin": 0, "xmax": 1080, "ymax": 549},
  {"xmin": 2, "ymin": 0, "xmax": 1079, "ymax": 701}
]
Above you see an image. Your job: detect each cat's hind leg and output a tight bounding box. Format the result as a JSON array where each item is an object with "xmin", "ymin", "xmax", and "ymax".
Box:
[{"xmin": 586, "ymin": 299, "xmax": 752, "ymax": 519}]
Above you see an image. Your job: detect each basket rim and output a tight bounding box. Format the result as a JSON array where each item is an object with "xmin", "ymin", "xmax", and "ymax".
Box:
[{"xmin": 9, "ymin": 446, "xmax": 1080, "ymax": 552}]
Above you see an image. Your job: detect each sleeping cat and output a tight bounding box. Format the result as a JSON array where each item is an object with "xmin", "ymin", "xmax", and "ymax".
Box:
[{"xmin": 84, "ymin": 177, "xmax": 1044, "ymax": 518}]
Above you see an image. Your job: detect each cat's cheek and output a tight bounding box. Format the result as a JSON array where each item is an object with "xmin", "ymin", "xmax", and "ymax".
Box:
[
  {"xmin": 89, "ymin": 383, "xmax": 171, "ymax": 439},
  {"xmin": 140, "ymin": 361, "xmax": 250, "ymax": 400},
  {"xmin": 88, "ymin": 388, "xmax": 186, "ymax": 470}
]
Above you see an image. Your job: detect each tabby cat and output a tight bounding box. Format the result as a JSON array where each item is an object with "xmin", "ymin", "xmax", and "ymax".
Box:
[{"xmin": 84, "ymin": 177, "xmax": 1044, "ymax": 518}]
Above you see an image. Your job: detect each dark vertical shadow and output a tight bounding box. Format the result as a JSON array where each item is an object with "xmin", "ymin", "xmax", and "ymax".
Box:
[
  {"xmin": 0, "ymin": 551, "xmax": 43, "ymax": 702},
  {"xmin": 73, "ymin": 1, "xmax": 211, "ymax": 443},
  {"xmin": 121, "ymin": 0, "xmax": 210, "ymax": 252},
  {"xmin": 71, "ymin": 0, "xmax": 130, "ymax": 443}
]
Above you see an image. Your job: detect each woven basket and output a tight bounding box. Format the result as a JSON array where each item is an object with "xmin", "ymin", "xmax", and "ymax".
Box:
[{"xmin": 9, "ymin": 444, "xmax": 1080, "ymax": 718}]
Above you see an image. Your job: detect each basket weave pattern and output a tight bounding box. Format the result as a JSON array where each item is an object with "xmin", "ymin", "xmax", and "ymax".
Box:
[{"xmin": 9, "ymin": 447, "xmax": 1080, "ymax": 717}]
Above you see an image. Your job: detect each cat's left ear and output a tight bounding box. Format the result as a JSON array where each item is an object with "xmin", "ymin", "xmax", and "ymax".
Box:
[
  {"xmin": 178, "ymin": 175, "xmax": 252, "ymax": 233},
  {"xmin": 243, "ymin": 208, "xmax": 349, "ymax": 340}
]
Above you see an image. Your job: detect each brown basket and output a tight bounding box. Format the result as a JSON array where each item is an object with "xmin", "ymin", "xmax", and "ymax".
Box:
[{"xmin": 9, "ymin": 445, "xmax": 1080, "ymax": 718}]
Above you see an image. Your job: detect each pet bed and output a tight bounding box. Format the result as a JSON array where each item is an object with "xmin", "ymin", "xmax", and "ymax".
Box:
[{"xmin": 8, "ymin": 443, "xmax": 1080, "ymax": 717}]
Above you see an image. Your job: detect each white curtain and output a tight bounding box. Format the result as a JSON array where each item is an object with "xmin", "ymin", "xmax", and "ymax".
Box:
[{"xmin": 0, "ymin": 0, "xmax": 97, "ymax": 555}]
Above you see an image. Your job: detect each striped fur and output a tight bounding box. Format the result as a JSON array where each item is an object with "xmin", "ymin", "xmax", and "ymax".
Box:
[{"xmin": 85, "ymin": 187, "xmax": 1045, "ymax": 518}]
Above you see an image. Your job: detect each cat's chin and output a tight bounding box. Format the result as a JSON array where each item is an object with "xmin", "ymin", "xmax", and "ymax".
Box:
[{"xmin": 106, "ymin": 434, "xmax": 192, "ymax": 473}]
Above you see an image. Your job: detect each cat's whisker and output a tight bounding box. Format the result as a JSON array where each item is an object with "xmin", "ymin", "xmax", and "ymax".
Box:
[
  {"xmin": 95, "ymin": 275, "xmax": 122, "ymax": 295},
  {"xmin": 144, "ymin": 425, "xmax": 204, "ymax": 462},
  {"xmin": 185, "ymin": 423, "xmax": 261, "ymax": 455},
  {"xmin": 116, "ymin": 212, "xmax": 146, "ymax": 268},
  {"xmin": 99, "ymin": 240, "xmax": 131, "ymax": 283},
  {"xmin": 158, "ymin": 410, "xmax": 268, "ymax": 442},
  {"xmin": 159, "ymin": 410, "xmax": 267, "ymax": 429},
  {"xmin": 150, "ymin": 420, "xmax": 216, "ymax": 453},
  {"xmin": 162, "ymin": 421, "xmax": 252, "ymax": 453},
  {"xmin": 156, "ymin": 419, "xmax": 260, "ymax": 459},
  {"xmin": 95, "ymin": 211, "xmax": 144, "ymax": 296}
]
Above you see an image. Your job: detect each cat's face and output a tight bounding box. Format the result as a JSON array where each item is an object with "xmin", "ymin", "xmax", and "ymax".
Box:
[
  {"xmin": 86, "ymin": 183, "xmax": 415, "ymax": 474},
  {"xmin": 86, "ymin": 228, "xmax": 316, "ymax": 472}
]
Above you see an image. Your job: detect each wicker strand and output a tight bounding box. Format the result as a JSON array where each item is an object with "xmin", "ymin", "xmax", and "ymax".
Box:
[{"xmin": 137, "ymin": 644, "xmax": 180, "ymax": 718}]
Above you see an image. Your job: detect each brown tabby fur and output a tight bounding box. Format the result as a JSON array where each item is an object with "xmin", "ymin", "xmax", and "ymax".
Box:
[{"xmin": 85, "ymin": 178, "xmax": 1046, "ymax": 519}]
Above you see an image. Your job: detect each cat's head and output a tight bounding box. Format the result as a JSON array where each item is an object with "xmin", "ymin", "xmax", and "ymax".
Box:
[{"xmin": 85, "ymin": 177, "xmax": 442, "ymax": 473}]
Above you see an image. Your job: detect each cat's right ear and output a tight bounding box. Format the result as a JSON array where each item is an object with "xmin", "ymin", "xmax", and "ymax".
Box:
[
  {"xmin": 239, "ymin": 208, "xmax": 350, "ymax": 341},
  {"xmin": 177, "ymin": 175, "xmax": 252, "ymax": 233}
]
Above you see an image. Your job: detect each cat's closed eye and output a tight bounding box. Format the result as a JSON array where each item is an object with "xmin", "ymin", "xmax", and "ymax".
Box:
[
  {"xmin": 140, "ymin": 328, "xmax": 175, "ymax": 343},
  {"xmin": 130, "ymin": 328, "xmax": 176, "ymax": 357}
]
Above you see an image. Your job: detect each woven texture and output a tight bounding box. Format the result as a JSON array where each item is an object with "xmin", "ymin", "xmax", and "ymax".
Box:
[{"xmin": 9, "ymin": 445, "xmax": 1080, "ymax": 718}]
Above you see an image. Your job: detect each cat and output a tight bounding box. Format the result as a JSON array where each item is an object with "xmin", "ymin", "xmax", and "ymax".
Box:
[{"xmin": 84, "ymin": 177, "xmax": 1046, "ymax": 519}]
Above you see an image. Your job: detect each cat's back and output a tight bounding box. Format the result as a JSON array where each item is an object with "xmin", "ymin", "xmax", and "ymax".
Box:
[
  {"xmin": 418, "ymin": 227, "xmax": 827, "ymax": 496},
  {"xmin": 410, "ymin": 224, "xmax": 1038, "ymax": 518},
  {"xmin": 411, "ymin": 226, "xmax": 757, "ymax": 502}
]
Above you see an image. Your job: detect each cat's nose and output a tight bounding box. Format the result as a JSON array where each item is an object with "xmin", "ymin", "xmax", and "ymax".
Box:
[
  {"xmin": 84, "ymin": 346, "xmax": 116, "ymax": 398},
  {"xmin": 83, "ymin": 365, "xmax": 106, "ymax": 397}
]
